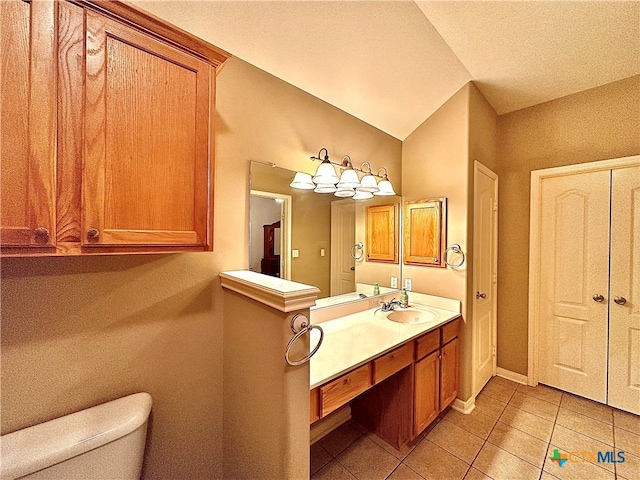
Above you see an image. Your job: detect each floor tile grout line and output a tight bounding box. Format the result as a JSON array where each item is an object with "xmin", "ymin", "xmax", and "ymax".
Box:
[{"xmin": 503, "ymin": 400, "xmax": 559, "ymax": 424}]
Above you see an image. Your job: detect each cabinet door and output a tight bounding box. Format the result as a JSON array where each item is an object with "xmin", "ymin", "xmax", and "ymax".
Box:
[
  {"xmin": 608, "ymin": 165, "xmax": 640, "ymax": 414},
  {"xmin": 440, "ymin": 338, "xmax": 459, "ymax": 410},
  {"xmin": 0, "ymin": 0, "xmax": 56, "ymax": 250},
  {"xmin": 366, "ymin": 204, "xmax": 398, "ymax": 263},
  {"xmin": 83, "ymin": 11, "xmax": 212, "ymax": 249},
  {"xmin": 403, "ymin": 199, "xmax": 446, "ymax": 266},
  {"xmin": 414, "ymin": 350, "xmax": 439, "ymax": 435}
]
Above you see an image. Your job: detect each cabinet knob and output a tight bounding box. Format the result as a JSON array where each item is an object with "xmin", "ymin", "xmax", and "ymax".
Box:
[
  {"xmin": 592, "ymin": 294, "xmax": 605, "ymax": 303},
  {"xmin": 613, "ymin": 296, "xmax": 627, "ymax": 305},
  {"xmin": 34, "ymin": 227, "xmax": 50, "ymax": 241},
  {"xmin": 86, "ymin": 228, "xmax": 99, "ymax": 240},
  {"xmin": 476, "ymin": 292, "xmax": 487, "ymax": 299}
]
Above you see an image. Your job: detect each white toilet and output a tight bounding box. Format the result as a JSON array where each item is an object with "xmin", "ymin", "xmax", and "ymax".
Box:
[{"xmin": 0, "ymin": 392, "xmax": 152, "ymax": 480}]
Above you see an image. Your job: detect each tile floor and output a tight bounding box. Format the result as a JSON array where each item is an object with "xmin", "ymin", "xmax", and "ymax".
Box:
[{"xmin": 310, "ymin": 376, "xmax": 640, "ymax": 480}]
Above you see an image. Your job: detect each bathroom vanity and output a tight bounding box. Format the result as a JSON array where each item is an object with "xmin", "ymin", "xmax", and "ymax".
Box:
[{"xmin": 309, "ymin": 299, "xmax": 461, "ymax": 448}]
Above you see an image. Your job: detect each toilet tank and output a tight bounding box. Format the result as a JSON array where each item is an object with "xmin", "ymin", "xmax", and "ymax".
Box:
[{"xmin": 0, "ymin": 392, "xmax": 152, "ymax": 480}]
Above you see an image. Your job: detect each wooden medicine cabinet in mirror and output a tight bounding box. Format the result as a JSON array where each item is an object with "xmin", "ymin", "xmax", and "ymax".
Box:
[
  {"xmin": 403, "ymin": 198, "xmax": 447, "ymax": 267},
  {"xmin": 365, "ymin": 204, "xmax": 399, "ymax": 263}
]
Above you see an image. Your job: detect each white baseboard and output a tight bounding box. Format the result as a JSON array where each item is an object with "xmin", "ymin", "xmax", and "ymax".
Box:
[
  {"xmin": 451, "ymin": 397, "xmax": 475, "ymax": 414},
  {"xmin": 496, "ymin": 367, "xmax": 528, "ymax": 385},
  {"xmin": 310, "ymin": 405, "xmax": 351, "ymax": 444}
]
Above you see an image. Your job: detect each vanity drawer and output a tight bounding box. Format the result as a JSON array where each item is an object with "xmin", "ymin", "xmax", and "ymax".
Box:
[
  {"xmin": 320, "ymin": 364, "xmax": 372, "ymax": 417},
  {"xmin": 442, "ymin": 318, "xmax": 460, "ymax": 345},
  {"xmin": 373, "ymin": 342, "xmax": 414, "ymax": 384},
  {"xmin": 310, "ymin": 388, "xmax": 320, "ymax": 423},
  {"xmin": 415, "ymin": 330, "xmax": 440, "ymax": 360}
]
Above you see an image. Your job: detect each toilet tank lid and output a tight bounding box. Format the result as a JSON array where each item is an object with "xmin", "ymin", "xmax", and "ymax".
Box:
[{"xmin": 0, "ymin": 392, "xmax": 152, "ymax": 479}]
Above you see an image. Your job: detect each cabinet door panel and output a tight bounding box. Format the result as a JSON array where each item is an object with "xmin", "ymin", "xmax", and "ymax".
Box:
[
  {"xmin": 440, "ymin": 338, "xmax": 459, "ymax": 410},
  {"xmin": 0, "ymin": 0, "xmax": 56, "ymax": 249},
  {"xmin": 414, "ymin": 350, "xmax": 439, "ymax": 435},
  {"xmin": 84, "ymin": 12, "xmax": 211, "ymax": 248},
  {"xmin": 366, "ymin": 204, "xmax": 398, "ymax": 263},
  {"xmin": 608, "ymin": 165, "xmax": 640, "ymax": 414}
]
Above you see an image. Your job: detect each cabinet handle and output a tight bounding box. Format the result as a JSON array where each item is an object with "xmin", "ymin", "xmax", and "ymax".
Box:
[
  {"xmin": 476, "ymin": 292, "xmax": 487, "ymax": 299},
  {"xmin": 86, "ymin": 228, "xmax": 100, "ymax": 240},
  {"xmin": 613, "ymin": 296, "xmax": 627, "ymax": 305},
  {"xmin": 34, "ymin": 227, "xmax": 50, "ymax": 240},
  {"xmin": 592, "ymin": 294, "xmax": 605, "ymax": 303}
]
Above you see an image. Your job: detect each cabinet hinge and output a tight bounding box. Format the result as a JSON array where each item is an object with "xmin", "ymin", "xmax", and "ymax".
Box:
[
  {"xmin": 493, "ymin": 201, "xmax": 498, "ymax": 213},
  {"xmin": 492, "ymin": 345, "xmax": 497, "ymax": 357},
  {"xmin": 493, "ymin": 272, "xmax": 497, "ymax": 284}
]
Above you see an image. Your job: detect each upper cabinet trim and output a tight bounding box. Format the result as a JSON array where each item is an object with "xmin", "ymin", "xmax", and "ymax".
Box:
[{"xmin": 71, "ymin": 0, "xmax": 231, "ymax": 67}]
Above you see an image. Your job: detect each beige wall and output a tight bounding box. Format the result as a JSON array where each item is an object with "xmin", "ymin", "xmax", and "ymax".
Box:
[
  {"xmin": 496, "ymin": 75, "xmax": 640, "ymax": 375},
  {"xmin": 0, "ymin": 56, "xmax": 401, "ymax": 479},
  {"xmin": 402, "ymin": 83, "xmax": 473, "ymax": 399}
]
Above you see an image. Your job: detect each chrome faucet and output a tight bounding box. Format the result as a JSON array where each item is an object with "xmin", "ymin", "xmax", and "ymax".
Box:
[{"xmin": 379, "ymin": 298, "xmax": 402, "ymax": 312}]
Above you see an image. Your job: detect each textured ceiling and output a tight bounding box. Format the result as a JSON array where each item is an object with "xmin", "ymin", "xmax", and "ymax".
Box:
[{"xmin": 131, "ymin": 0, "xmax": 640, "ymax": 140}]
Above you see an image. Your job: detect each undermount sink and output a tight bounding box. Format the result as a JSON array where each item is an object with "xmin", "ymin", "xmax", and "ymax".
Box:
[{"xmin": 387, "ymin": 307, "xmax": 440, "ymax": 324}]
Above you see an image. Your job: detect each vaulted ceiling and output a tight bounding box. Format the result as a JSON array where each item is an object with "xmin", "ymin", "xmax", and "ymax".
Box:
[{"xmin": 132, "ymin": 1, "xmax": 640, "ymax": 140}]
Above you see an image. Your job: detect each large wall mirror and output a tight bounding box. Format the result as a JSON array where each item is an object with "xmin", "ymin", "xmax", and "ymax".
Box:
[{"xmin": 249, "ymin": 161, "xmax": 402, "ymax": 307}]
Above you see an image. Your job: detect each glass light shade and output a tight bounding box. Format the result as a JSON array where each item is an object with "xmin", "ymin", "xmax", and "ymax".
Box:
[
  {"xmin": 312, "ymin": 161, "xmax": 339, "ymax": 185},
  {"xmin": 373, "ymin": 179, "xmax": 396, "ymax": 196},
  {"xmin": 289, "ymin": 172, "xmax": 315, "ymax": 190},
  {"xmin": 336, "ymin": 168, "xmax": 361, "ymax": 189},
  {"xmin": 334, "ymin": 187, "xmax": 355, "ymax": 198},
  {"xmin": 314, "ymin": 183, "xmax": 337, "ymax": 193},
  {"xmin": 356, "ymin": 174, "xmax": 379, "ymax": 193},
  {"xmin": 352, "ymin": 190, "xmax": 373, "ymax": 200}
]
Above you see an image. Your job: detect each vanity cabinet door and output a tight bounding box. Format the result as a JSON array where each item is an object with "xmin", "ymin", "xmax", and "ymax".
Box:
[
  {"xmin": 0, "ymin": 0, "xmax": 56, "ymax": 252},
  {"xmin": 366, "ymin": 204, "xmax": 398, "ymax": 263},
  {"xmin": 440, "ymin": 338, "xmax": 460, "ymax": 410},
  {"xmin": 83, "ymin": 11, "xmax": 213, "ymax": 250},
  {"xmin": 414, "ymin": 350, "xmax": 439, "ymax": 434}
]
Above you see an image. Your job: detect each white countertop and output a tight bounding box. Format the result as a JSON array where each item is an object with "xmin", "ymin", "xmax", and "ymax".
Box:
[{"xmin": 310, "ymin": 304, "xmax": 461, "ymax": 389}]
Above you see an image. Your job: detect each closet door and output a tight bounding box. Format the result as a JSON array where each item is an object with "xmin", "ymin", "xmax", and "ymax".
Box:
[
  {"xmin": 608, "ymin": 165, "xmax": 640, "ymax": 414},
  {"xmin": 538, "ymin": 170, "xmax": 610, "ymax": 402}
]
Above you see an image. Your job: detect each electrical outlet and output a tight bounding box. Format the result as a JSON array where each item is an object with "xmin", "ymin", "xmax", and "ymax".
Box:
[
  {"xmin": 390, "ymin": 276, "xmax": 398, "ymax": 289},
  {"xmin": 404, "ymin": 278, "xmax": 412, "ymax": 291}
]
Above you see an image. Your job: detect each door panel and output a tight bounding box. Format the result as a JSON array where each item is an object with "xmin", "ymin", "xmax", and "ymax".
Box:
[
  {"xmin": 84, "ymin": 11, "xmax": 211, "ymax": 247},
  {"xmin": 473, "ymin": 164, "xmax": 497, "ymax": 394},
  {"xmin": 608, "ymin": 165, "xmax": 640, "ymax": 414},
  {"xmin": 0, "ymin": 0, "xmax": 56, "ymax": 249},
  {"xmin": 331, "ymin": 201, "xmax": 356, "ymax": 295},
  {"xmin": 538, "ymin": 170, "xmax": 610, "ymax": 402}
]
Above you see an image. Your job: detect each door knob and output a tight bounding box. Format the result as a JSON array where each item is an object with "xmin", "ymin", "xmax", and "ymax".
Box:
[
  {"xmin": 614, "ymin": 296, "xmax": 627, "ymax": 305},
  {"xmin": 86, "ymin": 228, "xmax": 99, "ymax": 240},
  {"xmin": 476, "ymin": 292, "xmax": 487, "ymax": 299},
  {"xmin": 350, "ymin": 267, "xmax": 355, "ymax": 271},
  {"xmin": 592, "ymin": 294, "xmax": 605, "ymax": 303}
]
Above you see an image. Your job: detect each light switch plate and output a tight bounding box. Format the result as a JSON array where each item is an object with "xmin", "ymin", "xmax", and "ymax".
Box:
[
  {"xmin": 404, "ymin": 278, "xmax": 412, "ymax": 291},
  {"xmin": 390, "ymin": 276, "xmax": 398, "ymax": 288},
  {"xmin": 320, "ymin": 248, "xmax": 325, "ymax": 257},
  {"xmin": 292, "ymin": 249, "xmax": 299, "ymax": 258}
]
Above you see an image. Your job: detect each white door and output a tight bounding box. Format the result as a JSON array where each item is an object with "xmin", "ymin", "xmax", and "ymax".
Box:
[
  {"xmin": 473, "ymin": 162, "xmax": 498, "ymax": 395},
  {"xmin": 330, "ymin": 200, "xmax": 356, "ymax": 295},
  {"xmin": 538, "ymin": 170, "xmax": 610, "ymax": 402},
  {"xmin": 608, "ymin": 165, "xmax": 640, "ymax": 414}
]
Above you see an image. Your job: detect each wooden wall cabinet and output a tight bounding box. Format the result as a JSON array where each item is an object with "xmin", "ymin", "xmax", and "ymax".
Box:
[
  {"xmin": 0, "ymin": 0, "xmax": 230, "ymax": 256},
  {"xmin": 365, "ymin": 204, "xmax": 398, "ymax": 263},
  {"xmin": 403, "ymin": 199, "xmax": 447, "ymax": 267},
  {"xmin": 0, "ymin": 0, "xmax": 57, "ymax": 252}
]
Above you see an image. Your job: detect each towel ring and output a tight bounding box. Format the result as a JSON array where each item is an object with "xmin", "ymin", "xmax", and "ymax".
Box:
[
  {"xmin": 444, "ymin": 244, "xmax": 465, "ymax": 268},
  {"xmin": 285, "ymin": 314, "xmax": 324, "ymax": 366},
  {"xmin": 350, "ymin": 242, "xmax": 364, "ymax": 260}
]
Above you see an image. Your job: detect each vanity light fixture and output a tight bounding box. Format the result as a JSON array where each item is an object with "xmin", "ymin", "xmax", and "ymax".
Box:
[
  {"xmin": 290, "ymin": 147, "xmax": 396, "ymax": 199},
  {"xmin": 373, "ymin": 168, "xmax": 396, "ymax": 196},
  {"xmin": 311, "ymin": 148, "xmax": 339, "ymax": 185},
  {"xmin": 289, "ymin": 172, "xmax": 315, "ymax": 190}
]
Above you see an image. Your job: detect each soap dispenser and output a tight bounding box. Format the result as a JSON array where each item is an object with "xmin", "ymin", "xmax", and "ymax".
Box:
[{"xmin": 400, "ymin": 288, "xmax": 409, "ymax": 308}]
